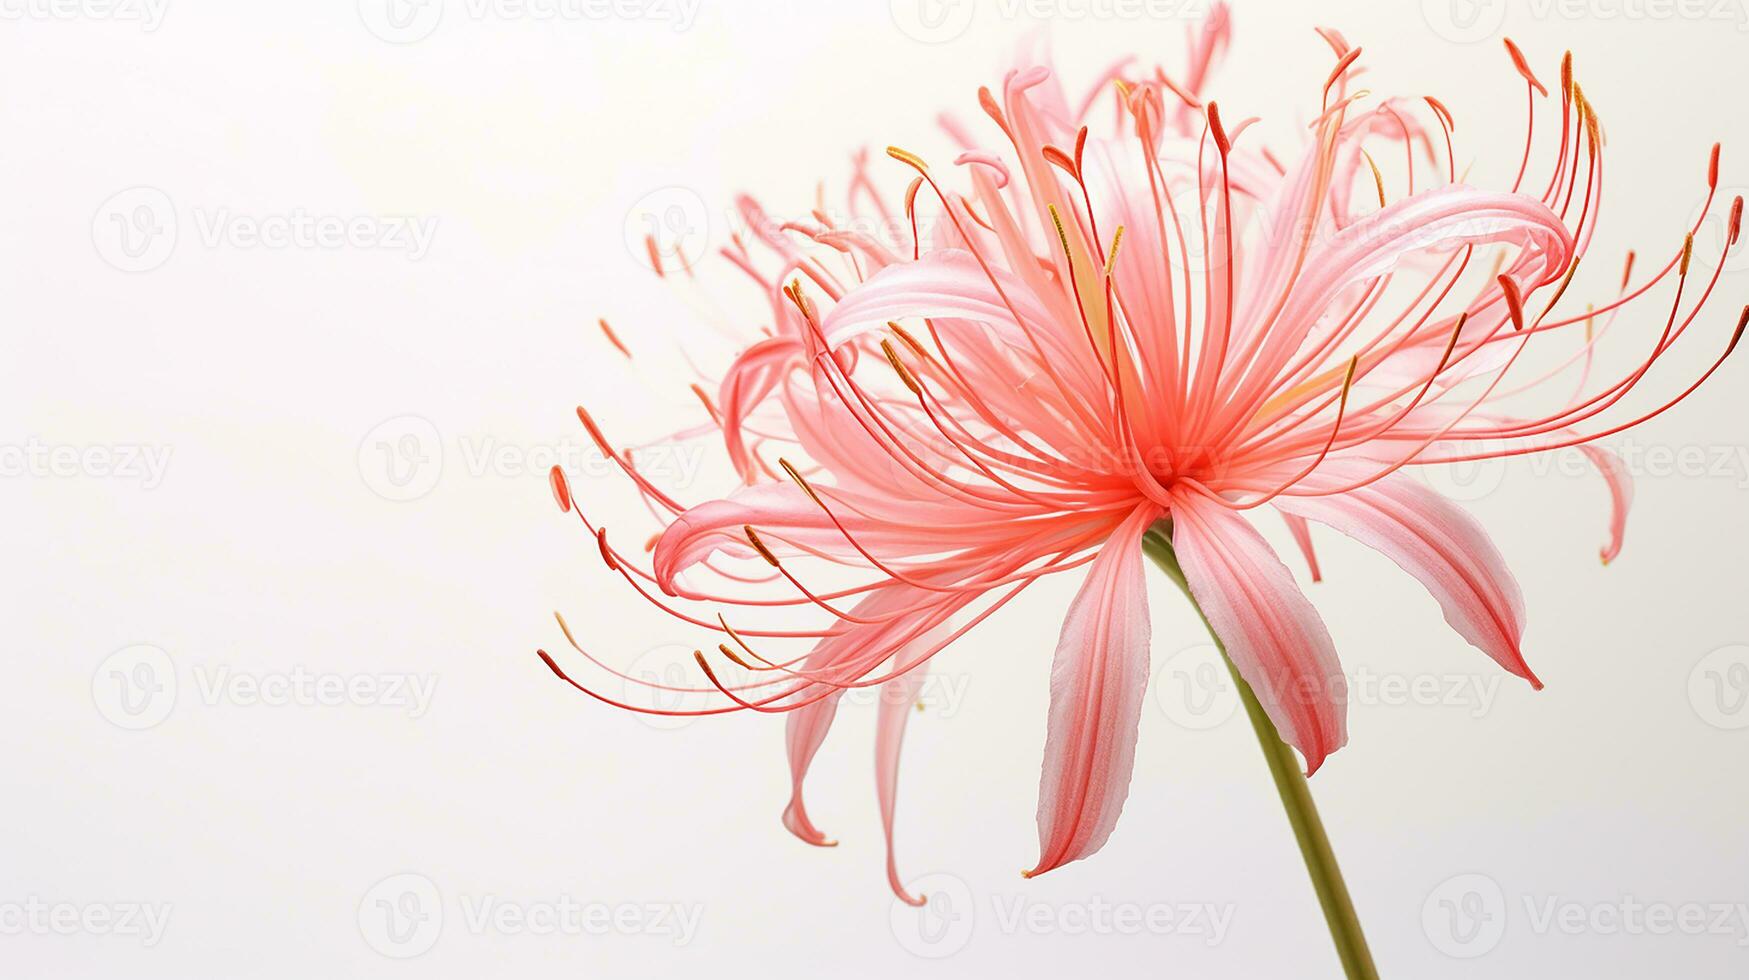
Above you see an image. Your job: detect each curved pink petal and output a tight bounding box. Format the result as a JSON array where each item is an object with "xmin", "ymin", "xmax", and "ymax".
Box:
[
  {"xmin": 1170, "ymin": 490, "xmax": 1347, "ymax": 774},
  {"xmin": 818, "ymin": 248, "xmax": 1106, "ymax": 397},
  {"xmin": 1231, "ymin": 185, "xmax": 1574, "ymax": 416},
  {"xmin": 653, "ymin": 483, "xmax": 970, "ymax": 592},
  {"xmin": 1280, "ymin": 511, "xmax": 1324, "ymax": 583},
  {"xmin": 715, "ymin": 337, "xmax": 798, "ymax": 485},
  {"xmin": 1578, "ymin": 444, "xmax": 1634, "ymax": 565},
  {"xmin": 1275, "ymin": 473, "xmax": 1539, "ymax": 688},
  {"xmin": 875, "ymin": 631, "xmax": 937, "ymax": 906},
  {"xmin": 1027, "ymin": 503, "xmax": 1160, "ymax": 878},
  {"xmin": 781, "ymin": 692, "xmax": 841, "ymax": 847},
  {"xmin": 780, "ymin": 584, "xmax": 944, "ymax": 852}
]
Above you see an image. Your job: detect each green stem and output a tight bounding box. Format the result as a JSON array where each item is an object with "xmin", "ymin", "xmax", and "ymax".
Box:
[{"xmin": 1142, "ymin": 526, "xmax": 1379, "ymax": 980}]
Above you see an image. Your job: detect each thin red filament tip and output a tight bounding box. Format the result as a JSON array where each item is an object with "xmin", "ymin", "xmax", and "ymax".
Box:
[
  {"xmin": 1041, "ymin": 145, "xmax": 1078, "ymax": 175},
  {"xmin": 1207, "ymin": 102, "xmax": 1231, "ymax": 157},
  {"xmin": 595, "ymin": 528, "xmax": 618, "ymax": 572},
  {"xmin": 537, "ymin": 649, "xmax": 567, "ymax": 680},
  {"xmin": 1323, "ymin": 47, "xmax": 1363, "ymax": 106},
  {"xmin": 690, "ymin": 383, "xmax": 722, "ymax": 425},
  {"xmin": 1503, "ymin": 38, "xmax": 1548, "ymax": 96},
  {"xmin": 576, "ymin": 406, "xmax": 612, "ymax": 455},
  {"xmin": 598, "ymin": 318, "xmax": 631, "ymax": 358},
  {"xmin": 1499, "ymin": 275, "xmax": 1527, "ymax": 331},
  {"xmin": 1425, "ymin": 96, "xmax": 1456, "ymax": 132}
]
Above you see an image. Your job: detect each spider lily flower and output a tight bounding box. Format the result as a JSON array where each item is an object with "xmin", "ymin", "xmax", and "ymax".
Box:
[{"xmin": 541, "ymin": 7, "xmax": 1744, "ymax": 901}]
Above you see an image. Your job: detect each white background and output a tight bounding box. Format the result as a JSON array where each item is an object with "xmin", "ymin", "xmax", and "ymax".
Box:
[{"xmin": 4, "ymin": 0, "xmax": 1748, "ymax": 977}]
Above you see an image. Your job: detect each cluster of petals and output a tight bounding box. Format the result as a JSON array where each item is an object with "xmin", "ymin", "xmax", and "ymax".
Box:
[{"xmin": 542, "ymin": 6, "xmax": 1745, "ymax": 902}]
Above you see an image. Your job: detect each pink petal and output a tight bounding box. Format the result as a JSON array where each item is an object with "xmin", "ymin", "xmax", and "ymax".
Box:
[
  {"xmin": 875, "ymin": 632, "xmax": 936, "ymax": 906},
  {"xmin": 1232, "ymin": 185, "xmax": 1573, "ymax": 417},
  {"xmin": 780, "ymin": 581, "xmax": 972, "ymax": 857},
  {"xmin": 819, "ymin": 248, "xmax": 1105, "ymax": 395},
  {"xmin": 778, "ymin": 584, "xmax": 943, "ymax": 851},
  {"xmin": 1578, "ymin": 444, "xmax": 1633, "ymax": 565},
  {"xmin": 1027, "ymin": 503, "xmax": 1160, "ymax": 878},
  {"xmin": 1170, "ymin": 490, "xmax": 1348, "ymax": 774},
  {"xmin": 1280, "ymin": 511, "xmax": 1324, "ymax": 583},
  {"xmin": 1275, "ymin": 473, "xmax": 1539, "ymax": 688},
  {"xmin": 781, "ymin": 693, "xmax": 841, "ymax": 848}
]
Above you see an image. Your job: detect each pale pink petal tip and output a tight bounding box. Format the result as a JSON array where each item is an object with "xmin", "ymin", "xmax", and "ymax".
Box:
[{"xmin": 781, "ymin": 801, "xmax": 837, "ymax": 848}]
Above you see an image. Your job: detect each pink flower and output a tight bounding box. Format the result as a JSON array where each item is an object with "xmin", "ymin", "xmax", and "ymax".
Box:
[{"xmin": 541, "ymin": 7, "xmax": 1743, "ymax": 902}]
